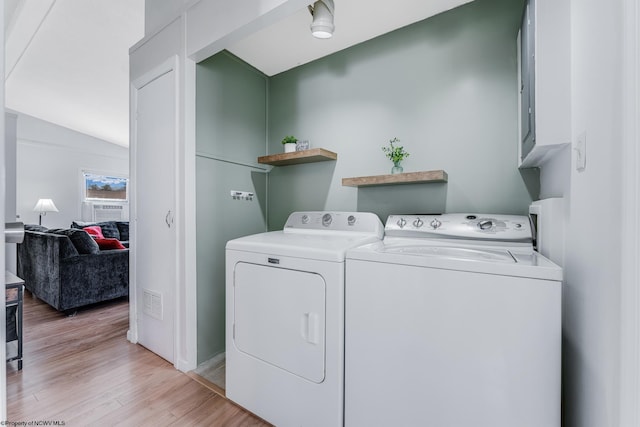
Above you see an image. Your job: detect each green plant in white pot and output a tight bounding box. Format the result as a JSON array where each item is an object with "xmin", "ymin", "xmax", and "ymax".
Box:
[{"xmin": 282, "ymin": 135, "xmax": 298, "ymax": 153}]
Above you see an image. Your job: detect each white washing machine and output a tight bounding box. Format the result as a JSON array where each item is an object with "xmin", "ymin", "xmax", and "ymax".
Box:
[
  {"xmin": 226, "ymin": 211, "xmax": 384, "ymax": 427},
  {"xmin": 345, "ymin": 213, "xmax": 562, "ymax": 427}
]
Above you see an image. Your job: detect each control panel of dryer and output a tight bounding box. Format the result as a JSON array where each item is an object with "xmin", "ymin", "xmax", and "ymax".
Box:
[
  {"xmin": 284, "ymin": 212, "xmax": 384, "ymax": 237},
  {"xmin": 385, "ymin": 213, "xmax": 532, "ymax": 243}
]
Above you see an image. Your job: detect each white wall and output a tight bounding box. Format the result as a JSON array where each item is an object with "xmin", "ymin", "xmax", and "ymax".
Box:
[
  {"xmin": 5, "ymin": 114, "xmax": 18, "ymax": 274},
  {"xmin": 144, "ymin": 0, "xmax": 191, "ymax": 36},
  {"xmin": 134, "ymin": 0, "xmax": 303, "ymax": 372},
  {"xmin": 5, "ymin": 114, "xmax": 17, "ymax": 223},
  {"xmin": 186, "ymin": 0, "xmax": 297, "ymax": 61},
  {"xmin": 267, "ymin": 0, "xmax": 530, "ymax": 228},
  {"xmin": 0, "ymin": 1, "xmax": 6, "ymax": 418},
  {"xmin": 130, "ymin": 16, "xmax": 197, "ymax": 372},
  {"xmin": 538, "ymin": 0, "xmax": 624, "ymax": 425},
  {"xmin": 15, "ymin": 112, "xmax": 129, "ymax": 229}
]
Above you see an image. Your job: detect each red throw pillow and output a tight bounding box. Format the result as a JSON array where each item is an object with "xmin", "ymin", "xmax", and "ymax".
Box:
[
  {"xmin": 83, "ymin": 226, "xmax": 105, "ymax": 239},
  {"xmin": 94, "ymin": 238, "xmax": 126, "ymax": 250}
]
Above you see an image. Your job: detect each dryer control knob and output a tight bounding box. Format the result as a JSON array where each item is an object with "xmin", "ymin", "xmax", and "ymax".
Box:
[
  {"xmin": 397, "ymin": 218, "xmax": 407, "ymax": 228},
  {"xmin": 322, "ymin": 213, "xmax": 333, "ymax": 227},
  {"xmin": 413, "ymin": 218, "xmax": 424, "ymax": 228},
  {"xmin": 430, "ymin": 219, "xmax": 442, "ymax": 229}
]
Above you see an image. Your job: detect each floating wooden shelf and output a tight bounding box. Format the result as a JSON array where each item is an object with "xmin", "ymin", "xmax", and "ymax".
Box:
[
  {"xmin": 258, "ymin": 148, "xmax": 337, "ymax": 166},
  {"xmin": 342, "ymin": 170, "xmax": 448, "ymax": 187}
]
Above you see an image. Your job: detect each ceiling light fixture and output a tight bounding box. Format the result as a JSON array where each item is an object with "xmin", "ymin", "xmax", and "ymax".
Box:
[{"xmin": 308, "ymin": 0, "xmax": 335, "ymax": 39}]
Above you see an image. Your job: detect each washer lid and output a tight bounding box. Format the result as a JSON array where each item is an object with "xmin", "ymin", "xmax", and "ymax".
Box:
[
  {"xmin": 347, "ymin": 240, "xmax": 563, "ymax": 281},
  {"xmin": 383, "ymin": 244, "xmax": 516, "ymax": 263}
]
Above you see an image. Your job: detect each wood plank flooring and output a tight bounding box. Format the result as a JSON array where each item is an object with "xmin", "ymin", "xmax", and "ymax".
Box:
[{"xmin": 6, "ymin": 291, "xmax": 271, "ymax": 426}]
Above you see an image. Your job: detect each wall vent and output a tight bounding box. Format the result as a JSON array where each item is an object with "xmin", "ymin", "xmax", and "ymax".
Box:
[{"xmin": 143, "ymin": 289, "xmax": 163, "ymax": 320}]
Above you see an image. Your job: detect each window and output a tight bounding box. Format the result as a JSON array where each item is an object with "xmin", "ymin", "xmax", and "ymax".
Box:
[{"xmin": 83, "ymin": 172, "xmax": 128, "ymax": 201}]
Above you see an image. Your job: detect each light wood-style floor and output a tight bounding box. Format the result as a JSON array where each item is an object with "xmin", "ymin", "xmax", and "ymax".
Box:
[{"xmin": 6, "ymin": 291, "xmax": 270, "ymax": 426}]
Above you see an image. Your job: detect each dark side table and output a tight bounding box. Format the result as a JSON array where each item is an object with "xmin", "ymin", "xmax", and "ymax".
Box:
[{"xmin": 6, "ymin": 271, "xmax": 24, "ymax": 370}]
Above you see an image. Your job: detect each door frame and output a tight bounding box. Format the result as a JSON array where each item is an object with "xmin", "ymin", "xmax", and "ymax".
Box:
[
  {"xmin": 129, "ymin": 56, "xmax": 180, "ymax": 365},
  {"xmin": 620, "ymin": 0, "xmax": 640, "ymax": 424}
]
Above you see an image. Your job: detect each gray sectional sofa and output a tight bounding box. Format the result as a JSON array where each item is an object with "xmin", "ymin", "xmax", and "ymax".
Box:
[{"xmin": 17, "ymin": 222, "xmax": 129, "ymax": 313}]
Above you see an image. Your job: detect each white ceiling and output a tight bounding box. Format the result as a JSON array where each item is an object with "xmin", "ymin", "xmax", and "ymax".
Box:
[
  {"xmin": 3, "ymin": 0, "xmax": 472, "ymax": 147},
  {"xmin": 4, "ymin": 0, "xmax": 144, "ymax": 147},
  {"xmin": 228, "ymin": 0, "xmax": 474, "ymax": 77}
]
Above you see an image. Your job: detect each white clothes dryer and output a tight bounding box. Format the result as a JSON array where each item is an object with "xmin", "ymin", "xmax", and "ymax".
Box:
[
  {"xmin": 226, "ymin": 211, "xmax": 383, "ymax": 427},
  {"xmin": 345, "ymin": 213, "xmax": 562, "ymax": 427}
]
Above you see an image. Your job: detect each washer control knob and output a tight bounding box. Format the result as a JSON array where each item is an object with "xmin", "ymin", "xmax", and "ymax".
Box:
[
  {"xmin": 347, "ymin": 215, "xmax": 356, "ymax": 226},
  {"xmin": 301, "ymin": 214, "xmax": 310, "ymax": 224},
  {"xmin": 430, "ymin": 219, "xmax": 442, "ymax": 229},
  {"xmin": 322, "ymin": 213, "xmax": 333, "ymax": 227},
  {"xmin": 514, "ymin": 223, "xmax": 522, "ymax": 229},
  {"xmin": 397, "ymin": 218, "xmax": 407, "ymax": 228},
  {"xmin": 478, "ymin": 220, "xmax": 494, "ymax": 230},
  {"xmin": 413, "ymin": 218, "xmax": 424, "ymax": 228}
]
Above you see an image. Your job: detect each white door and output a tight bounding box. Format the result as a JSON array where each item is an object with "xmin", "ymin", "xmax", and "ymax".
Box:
[{"xmin": 133, "ymin": 67, "xmax": 176, "ymax": 363}]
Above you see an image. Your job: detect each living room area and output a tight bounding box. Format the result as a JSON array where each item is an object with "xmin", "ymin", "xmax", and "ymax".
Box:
[
  {"xmin": 5, "ymin": 0, "xmax": 140, "ymax": 420},
  {"xmin": 3, "ymin": 1, "xmax": 248, "ymax": 422},
  {"xmin": 5, "ymin": 0, "xmax": 135, "ymax": 280},
  {"xmin": 4, "ymin": 111, "xmax": 262, "ymax": 421},
  {"xmin": 8, "ymin": 109, "xmax": 131, "ymax": 307},
  {"xmin": 4, "ymin": 0, "xmax": 137, "ymax": 380},
  {"xmin": 4, "ymin": 0, "xmax": 267, "ymax": 419}
]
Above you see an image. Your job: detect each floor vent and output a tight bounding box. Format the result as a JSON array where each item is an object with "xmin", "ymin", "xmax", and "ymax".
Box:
[{"xmin": 143, "ymin": 289, "xmax": 162, "ymax": 320}]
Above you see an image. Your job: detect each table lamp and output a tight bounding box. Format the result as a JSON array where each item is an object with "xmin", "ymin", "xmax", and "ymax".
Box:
[{"xmin": 33, "ymin": 198, "xmax": 59, "ymax": 225}]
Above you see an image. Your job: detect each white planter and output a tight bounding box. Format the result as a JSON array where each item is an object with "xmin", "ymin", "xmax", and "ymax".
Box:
[{"xmin": 284, "ymin": 143, "xmax": 297, "ymax": 153}]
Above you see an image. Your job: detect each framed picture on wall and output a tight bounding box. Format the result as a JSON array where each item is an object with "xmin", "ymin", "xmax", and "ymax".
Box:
[
  {"xmin": 296, "ymin": 140, "xmax": 310, "ymax": 151},
  {"xmin": 83, "ymin": 172, "xmax": 129, "ymax": 201}
]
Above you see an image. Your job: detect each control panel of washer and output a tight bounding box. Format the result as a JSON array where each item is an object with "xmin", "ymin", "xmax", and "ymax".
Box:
[
  {"xmin": 284, "ymin": 211, "xmax": 384, "ymax": 236},
  {"xmin": 385, "ymin": 213, "xmax": 532, "ymax": 242}
]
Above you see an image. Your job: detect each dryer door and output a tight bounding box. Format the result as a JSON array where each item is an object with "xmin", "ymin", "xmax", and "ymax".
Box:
[{"xmin": 233, "ymin": 262, "xmax": 326, "ymax": 383}]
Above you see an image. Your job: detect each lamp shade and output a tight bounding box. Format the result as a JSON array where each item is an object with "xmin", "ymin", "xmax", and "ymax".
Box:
[{"xmin": 33, "ymin": 198, "xmax": 59, "ymax": 213}]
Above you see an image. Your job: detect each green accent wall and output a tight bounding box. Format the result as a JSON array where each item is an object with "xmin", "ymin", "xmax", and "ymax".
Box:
[
  {"xmin": 195, "ymin": 0, "xmax": 531, "ymax": 364},
  {"xmin": 196, "ymin": 52, "xmax": 268, "ymax": 363},
  {"xmin": 267, "ymin": 0, "xmax": 528, "ymax": 229}
]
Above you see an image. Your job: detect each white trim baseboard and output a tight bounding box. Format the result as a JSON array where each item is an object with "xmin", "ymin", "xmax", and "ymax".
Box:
[{"xmin": 620, "ymin": 0, "xmax": 640, "ymax": 425}]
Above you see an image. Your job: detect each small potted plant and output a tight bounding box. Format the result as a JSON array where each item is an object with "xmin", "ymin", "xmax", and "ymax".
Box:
[
  {"xmin": 382, "ymin": 137, "xmax": 409, "ymax": 174},
  {"xmin": 281, "ymin": 135, "xmax": 298, "ymax": 153}
]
